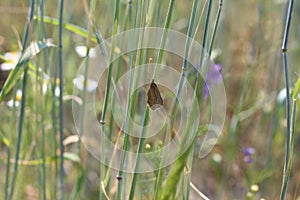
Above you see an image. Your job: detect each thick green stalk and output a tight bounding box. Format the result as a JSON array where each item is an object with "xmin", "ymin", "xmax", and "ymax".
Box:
[
  {"xmin": 3, "ymin": 133, "xmax": 10, "ymax": 199},
  {"xmin": 73, "ymin": 2, "xmax": 97, "ymax": 198},
  {"xmin": 4, "ymin": 147, "xmax": 10, "ymax": 200},
  {"xmin": 8, "ymin": 0, "xmax": 36, "ymax": 199},
  {"xmin": 34, "ymin": 54, "xmax": 46, "ymax": 200},
  {"xmin": 127, "ymin": 4, "xmax": 160, "ymax": 197},
  {"xmin": 159, "ymin": 130, "xmax": 196, "ymax": 200},
  {"xmin": 186, "ymin": 1, "xmax": 223, "ymax": 198},
  {"xmin": 280, "ymin": 0, "xmax": 294, "ymax": 200},
  {"xmin": 128, "ymin": 107, "xmax": 150, "ymax": 199},
  {"xmin": 152, "ymin": 0, "xmax": 176, "ymax": 81},
  {"xmin": 280, "ymin": 1, "xmax": 294, "ymax": 198},
  {"xmin": 195, "ymin": 0, "xmax": 212, "ymax": 97},
  {"xmin": 170, "ymin": 0, "xmax": 198, "ymax": 139},
  {"xmin": 208, "ymin": 0, "xmax": 223, "ymax": 55},
  {"xmin": 38, "ymin": 0, "xmax": 47, "ymax": 199},
  {"xmin": 50, "ymin": 63, "xmax": 58, "ymax": 200},
  {"xmin": 153, "ymin": 0, "xmax": 201, "ymax": 198},
  {"xmin": 40, "ymin": 82, "xmax": 46, "ymax": 200},
  {"xmin": 100, "ymin": 0, "xmax": 120, "ymax": 120},
  {"xmin": 201, "ymin": 0, "xmax": 212, "ymax": 51},
  {"xmin": 280, "ymin": 99, "xmax": 296, "ymax": 199},
  {"xmin": 99, "ymin": 0, "xmax": 120, "ymax": 199},
  {"xmin": 5, "ymin": 85, "xmax": 17, "ymax": 200},
  {"xmin": 144, "ymin": 0, "xmax": 176, "ymax": 198},
  {"xmin": 100, "ymin": 3, "xmax": 132, "ymax": 193},
  {"xmin": 116, "ymin": 1, "xmax": 143, "ymax": 198},
  {"xmin": 58, "ymin": 0, "xmax": 65, "ymax": 199}
]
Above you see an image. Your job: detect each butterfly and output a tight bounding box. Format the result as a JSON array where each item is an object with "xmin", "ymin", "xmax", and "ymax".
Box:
[{"xmin": 147, "ymin": 80, "xmax": 163, "ymax": 110}]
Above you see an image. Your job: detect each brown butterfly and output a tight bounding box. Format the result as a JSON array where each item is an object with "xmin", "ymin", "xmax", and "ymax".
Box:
[{"xmin": 147, "ymin": 80, "xmax": 163, "ymax": 110}]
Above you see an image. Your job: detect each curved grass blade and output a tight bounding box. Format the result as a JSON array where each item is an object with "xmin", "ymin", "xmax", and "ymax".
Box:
[
  {"xmin": 0, "ymin": 130, "xmax": 10, "ymax": 147},
  {"xmin": 292, "ymin": 76, "xmax": 300, "ymax": 100},
  {"xmin": 280, "ymin": 0, "xmax": 294, "ymax": 199},
  {"xmin": 0, "ymin": 41, "xmax": 55, "ymax": 102},
  {"xmin": 35, "ymin": 16, "xmax": 96, "ymax": 42}
]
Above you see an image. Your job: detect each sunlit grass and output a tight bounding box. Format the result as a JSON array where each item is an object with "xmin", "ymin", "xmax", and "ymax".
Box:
[{"xmin": 0, "ymin": 0, "xmax": 299, "ymax": 199}]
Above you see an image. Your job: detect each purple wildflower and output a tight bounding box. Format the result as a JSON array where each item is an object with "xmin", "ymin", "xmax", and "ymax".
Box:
[
  {"xmin": 244, "ymin": 156, "xmax": 253, "ymax": 164},
  {"xmin": 243, "ymin": 147, "xmax": 255, "ymax": 156},
  {"xmin": 202, "ymin": 64, "xmax": 223, "ymax": 99},
  {"xmin": 242, "ymin": 147, "xmax": 255, "ymax": 164}
]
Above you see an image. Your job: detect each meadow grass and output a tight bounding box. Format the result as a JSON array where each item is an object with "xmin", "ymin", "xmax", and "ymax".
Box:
[{"xmin": 0, "ymin": 0, "xmax": 299, "ymax": 199}]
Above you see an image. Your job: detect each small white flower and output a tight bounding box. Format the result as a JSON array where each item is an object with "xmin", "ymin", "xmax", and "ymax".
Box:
[
  {"xmin": 210, "ymin": 48, "xmax": 222, "ymax": 60},
  {"xmin": 75, "ymin": 46, "xmax": 97, "ymax": 58},
  {"xmin": 73, "ymin": 75, "xmax": 98, "ymax": 92},
  {"xmin": 45, "ymin": 38, "xmax": 53, "ymax": 45},
  {"xmin": 250, "ymin": 184, "xmax": 259, "ymax": 192},
  {"xmin": 6, "ymin": 99, "xmax": 20, "ymax": 108},
  {"xmin": 55, "ymin": 86, "xmax": 60, "ymax": 97},
  {"xmin": 42, "ymin": 82, "xmax": 48, "ymax": 95},
  {"xmin": 6, "ymin": 89, "xmax": 22, "ymax": 108},
  {"xmin": 0, "ymin": 51, "xmax": 21, "ymax": 71},
  {"xmin": 212, "ymin": 153, "xmax": 222, "ymax": 163},
  {"xmin": 277, "ymin": 88, "xmax": 291, "ymax": 104},
  {"xmin": 16, "ymin": 90, "xmax": 22, "ymax": 101}
]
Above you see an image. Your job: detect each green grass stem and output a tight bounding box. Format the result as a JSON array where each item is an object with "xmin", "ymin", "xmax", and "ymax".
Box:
[
  {"xmin": 7, "ymin": 0, "xmax": 36, "ymax": 199},
  {"xmin": 279, "ymin": 0, "xmax": 294, "ymax": 199},
  {"xmin": 58, "ymin": 0, "xmax": 65, "ymax": 199},
  {"xmin": 99, "ymin": 0, "xmax": 120, "ymax": 199}
]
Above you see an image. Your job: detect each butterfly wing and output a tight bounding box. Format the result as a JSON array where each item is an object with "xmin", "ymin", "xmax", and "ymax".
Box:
[{"xmin": 147, "ymin": 82, "xmax": 163, "ymax": 110}]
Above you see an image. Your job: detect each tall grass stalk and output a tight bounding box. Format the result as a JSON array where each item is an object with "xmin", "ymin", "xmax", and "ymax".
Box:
[
  {"xmin": 154, "ymin": 1, "xmax": 164, "ymax": 28},
  {"xmin": 35, "ymin": 56, "xmax": 46, "ymax": 199},
  {"xmin": 99, "ymin": 0, "xmax": 120, "ymax": 121},
  {"xmin": 40, "ymin": 63, "xmax": 46, "ymax": 200},
  {"xmin": 197, "ymin": 0, "xmax": 211, "ymax": 71},
  {"xmin": 194, "ymin": 0, "xmax": 212, "ymax": 101},
  {"xmin": 97, "ymin": 2, "xmax": 131, "ymax": 193},
  {"xmin": 132, "ymin": 1, "xmax": 176, "ymax": 198},
  {"xmin": 117, "ymin": 1, "xmax": 147, "ymax": 198},
  {"xmin": 185, "ymin": 1, "xmax": 223, "ymax": 198},
  {"xmin": 38, "ymin": 0, "xmax": 48, "ymax": 198},
  {"xmin": 128, "ymin": 107, "xmax": 150, "ymax": 199},
  {"xmin": 280, "ymin": 99, "xmax": 296, "ymax": 199},
  {"xmin": 71, "ymin": 0, "xmax": 97, "ymax": 199},
  {"xmin": 99, "ymin": 0, "xmax": 120, "ymax": 199},
  {"xmin": 127, "ymin": 1, "xmax": 160, "ymax": 198},
  {"xmin": 265, "ymin": 22, "xmax": 283, "ymax": 168},
  {"xmin": 58, "ymin": 0, "xmax": 65, "ymax": 199},
  {"xmin": 152, "ymin": 0, "xmax": 176, "ymax": 82},
  {"xmin": 50, "ymin": 54, "xmax": 58, "ymax": 199},
  {"xmin": 170, "ymin": 0, "xmax": 198, "ymax": 132},
  {"xmin": 91, "ymin": 1, "xmax": 131, "ymax": 198},
  {"xmin": 280, "ymin": 0, "xmax": 294, "ymax": 199},
  {"xmin": 4, "ymin": 145, "xmax": 10, "ymax": 200},
  {"xmin": 164, "ymin": 0, "xmax": 199, "ymax": 198},
  {"xmin": 201, "ymin": 0, "xmax": 212, "ymax": 51},
  {"xmin": 93, "ymin": 23, "xmax": 111, "ymax": 193},
  {"xmin": 47, "ymin": 14, "xmax": 59, "ymax": 200},
  {"xmin": 106, "ymin": 1, "xmax": 131, "ymax": 148},
  {"xmin": 37, "ymin": 0, "xmax": 56, "ymax": 197},
  {"xmin": 161, "ymin": 14, "xmax": 218, "ymax": 199},
  {"xmin": 208, "ymin": 0, "xmax": 223, "ymax": 56},
  {"xmin": 159, "ymin": 98, "xmax": 200, "ymax": 199},
  {"xmin": 7, "ymin": 0, "xmax": 36, "ymax": 199},
  {"xmin": 154, "ymin": 0, "xmax": 213, "ymax": 198},
  {"xmin": 4, "ymin": 85, "xmax": 18, "ymax": 200}
]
